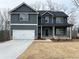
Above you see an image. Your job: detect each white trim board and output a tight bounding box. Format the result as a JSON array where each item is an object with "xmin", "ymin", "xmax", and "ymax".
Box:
[
  {"xmin": 41, "ymin": 11, "xmax": 54, "ymax": 16},
  {"xmin": 11, "ymin": 24, "xmax": 37, "ymax": 25},
  {"xmin": 10, "ymin": 12, "xmax": 39, "ymax": 14}
]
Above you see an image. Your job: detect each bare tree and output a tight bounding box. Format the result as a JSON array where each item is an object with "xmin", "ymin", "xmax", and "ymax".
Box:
[
  {"xmin": 31, "ymin": 1, "xmax": 42, "ymax": 10},
  {"xmin": 46, "ymin": 0, "xmax": 54, "ymax": 10},
  {"xmin": 41, "ymin": 3, "xmax": 46, "ymax": 10},
  {"xmin": 3, "ymin": 9, "xmax": 10, "ymax": 30},
  {"xmin": 31, "ymin": 0, "xmax": 77, "ymax": 25},
  {"xmin": 0, "ymin": 9, "xmax": 10, "ymax": 30},
  {"xmin": 46, "ymin": 0, "xmax": 76, "ymax": 25},
  {"xmin": 68, "ymin": 12, "xmax": 77, "ymax": 24},
  {"xmin": 73, "ymin": 0, "xmax": 79, "ymax": 8},
  {"xmin": 0, "ymin": 9, "xmax": 10, "ymax": 40},
  {"xmin": 46, "ymin": 0, "xmax": 63, "ymax": 11},
  {"xmin": 0, "ymin": 11, "xmax": 5, "ymax": 30}
]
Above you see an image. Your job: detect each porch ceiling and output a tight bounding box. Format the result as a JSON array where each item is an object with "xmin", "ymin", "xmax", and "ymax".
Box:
[{"xmin": 39, "ymin": 23, "xmax": 73, "ymax": 27}]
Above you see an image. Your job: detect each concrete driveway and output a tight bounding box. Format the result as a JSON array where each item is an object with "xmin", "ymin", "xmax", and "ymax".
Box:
[{"xmin": 0, "ymin": 40, "xmax": 33, "ymax": 59}]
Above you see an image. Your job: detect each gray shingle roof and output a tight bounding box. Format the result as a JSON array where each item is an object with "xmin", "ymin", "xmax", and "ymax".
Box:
[{"xmin": 38, "ymin": 10, "xmax": 68, "ymax": 17}]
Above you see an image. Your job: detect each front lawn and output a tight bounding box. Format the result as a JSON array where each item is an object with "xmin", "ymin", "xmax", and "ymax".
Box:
[{"xmin": 17, "ymin": 40, "xmax": 79, "ymax": 59}]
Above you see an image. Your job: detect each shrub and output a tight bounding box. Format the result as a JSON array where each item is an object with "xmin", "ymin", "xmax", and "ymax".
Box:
[{"xmin": 0, "ymin": 30, "xmax": 10, "ymax": 42}]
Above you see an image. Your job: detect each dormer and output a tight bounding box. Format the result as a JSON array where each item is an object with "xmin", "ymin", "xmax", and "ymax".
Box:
[{"xmin": 41, "ymin": 11, "xmax": 54, "ymax": 24}]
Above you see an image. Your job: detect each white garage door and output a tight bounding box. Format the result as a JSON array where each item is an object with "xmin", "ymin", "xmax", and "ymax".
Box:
[{"xmin": 13, "ymin": 30, "xmax": 35, "ymax": 40}]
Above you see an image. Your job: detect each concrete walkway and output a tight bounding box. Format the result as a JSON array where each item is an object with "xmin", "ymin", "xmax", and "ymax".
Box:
[{"xmin": 0, "ymin": 40, "xmax": 33, "ymax": 59}]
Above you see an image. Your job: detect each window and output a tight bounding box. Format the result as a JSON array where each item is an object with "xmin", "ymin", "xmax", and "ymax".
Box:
[
  {"xmin": 45, "ymin": 16, "xmax": 49, "ymax": 23},
  {"xmin": 56, "ymin": 17, "xmax": 64, "ymax": 23},
  {"xmin": 20, "ymin": 13, "xmax": 28, "ymax": 21},
  {"xmin": 56, "ymin": 28, "xmax": 65, "ymax": 35}
]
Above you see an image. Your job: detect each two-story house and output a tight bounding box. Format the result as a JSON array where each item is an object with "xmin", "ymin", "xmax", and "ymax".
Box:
[{"xmin": 10, "ymin": 3, "xmax": 73, "ymax": 40}]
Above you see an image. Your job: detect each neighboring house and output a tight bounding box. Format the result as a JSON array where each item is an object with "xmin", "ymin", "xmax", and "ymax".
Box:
[{"xmin": 10, "ymin": 3, "xmax": 73, "ymax": 40}]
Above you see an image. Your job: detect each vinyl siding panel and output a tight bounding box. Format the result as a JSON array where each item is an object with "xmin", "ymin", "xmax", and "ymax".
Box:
[
  {"xmin": 12, "ymin": 4, "xmax": 36, "ymax": 12},
  {"xmin": 11, "ymin": 14, "xmax": 38, "ymax": 24}
]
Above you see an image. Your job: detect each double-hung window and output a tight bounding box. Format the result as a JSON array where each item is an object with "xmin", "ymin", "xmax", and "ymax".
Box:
[
  {"xmin": 56, "ymin": 17, "xmax": 64, "ymax": 24},
  {"xmin": 56, "ymin": 28, "xmax": 65, "ymax": 35},
  {"xmin": 20, "ymin": 13, "xmax": 28, "ymax": 21}
]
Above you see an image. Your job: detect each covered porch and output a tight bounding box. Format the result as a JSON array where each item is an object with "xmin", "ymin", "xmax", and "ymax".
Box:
[{"xmin": 38, "ymin": 25, "xmax": 73, "ymax": 39}]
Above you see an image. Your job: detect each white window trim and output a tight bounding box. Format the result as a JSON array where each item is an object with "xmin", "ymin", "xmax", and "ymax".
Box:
[
  {"xmin": 41, "ymin": 11, "xmax": 54, "ymax": 16},
  {"xmin": 10, "ymin": 12, "xmax": 39, "ymax": 14},
  {"xmin": 10, "ymin": 24, "xmax": 37, "ymax": 25}
]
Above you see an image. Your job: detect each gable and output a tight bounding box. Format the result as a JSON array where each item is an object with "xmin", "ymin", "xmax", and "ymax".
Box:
[
  {"xmin": 41, "ymin": 12, "xmax": 54, "ymax": 18},
  {"xmin": 11, "ymin": 3, "xmax": 36, "ymax": 12}
]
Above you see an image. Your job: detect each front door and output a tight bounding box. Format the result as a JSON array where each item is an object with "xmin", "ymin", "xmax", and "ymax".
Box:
[
  {"xmin": 46, "ymin": 29, "xmax": 48, "ymax": 36},
  {"xmin": 45, "ymin": 28, "xmax": 49, "ymax": 36}
]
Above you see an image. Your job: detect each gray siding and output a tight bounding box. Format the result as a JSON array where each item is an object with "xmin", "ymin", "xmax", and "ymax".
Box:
[
  {"xmin": 55, "ymin": 17, "xmax": 67, "ymax": 24},
  {"xmin": 11, "ymin": 25, "xmax": 38, "ymax": 38},
  {"xmin": 42, "ymin": 27, "xmax": 53, "ymax": 37},
  {"xmin": 38, "ymin": 27, "xmax": 53, "ymax": 37},
  {"xmin": 11, "ymin": 14, "xmax": 19, "ymax": 23},
  {"xmin": 41, "ymin": 13, "xmax": 53, "ymax": 24},
  {"xmin": 38, "ymin": 16, "xmax": 67, "ymax": 25},
  {"xmin": 11, "ymin": 14, "xmax": 38, "ymax": 24},
  {"xmin": 40, "ymin": 12, "xmax": 67, "ymax": 24},
  {"xmin": 55, "ymin": 27, "xmax": 67, "ymax": 36},
  {"xmin": 41, "ymin": 17, "xmax": 67, "ymax": 24},
  {"xmin": 42, "ymin": 15, "xmax": 53, "ymax": 24},
  {"xmin": 11, "ymin": 3, "xmax": 37, "ymax": 24},
  {"xmin": 10, "ymin": 3, "xmax": 38, "ymax": 39},
  {"xmin": 29, "ymin": 14, "xmax": 38, "ymax": 24},
  {"xmin": 12, "ymin": 4, "xmax": 36, "ymax": 12}
]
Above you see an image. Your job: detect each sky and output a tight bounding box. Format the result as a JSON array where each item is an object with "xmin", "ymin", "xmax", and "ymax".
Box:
[
  {"xmin": 0, "ymin": 0, "xmax": 74, "ymax": 9},
  {"xmin": 0, "ymin": 0, "xmax": 79, "ymax": 26}
]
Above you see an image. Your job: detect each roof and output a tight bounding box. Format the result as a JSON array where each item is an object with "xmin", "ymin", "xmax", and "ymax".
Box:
[
  {"xmin": 39, "ymin": 23, "xmax": 73, "ymax": 27},
  {"xmin": 10, "ymin": 2, "xmax": 36, "ymax": 13},
  {"xmin": 38, "ymin": 10, "xmax": 68, "ymax": 17},
  {"xmin": 10, "ymin": 3, "xmax": 68, "ymax": 17}
]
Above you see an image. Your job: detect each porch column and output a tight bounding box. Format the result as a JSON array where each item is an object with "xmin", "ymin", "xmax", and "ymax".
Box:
[
  {"xmin": 53, "ymin": 26, "xmax": 55, "ymax": 38},
  {"xmin": 70, "ymin": 27, "xmax": 72, "ymax": 39},
  {"xmin": 41, "ymin": 26, "xmax": 42, "ymax": 38}
]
